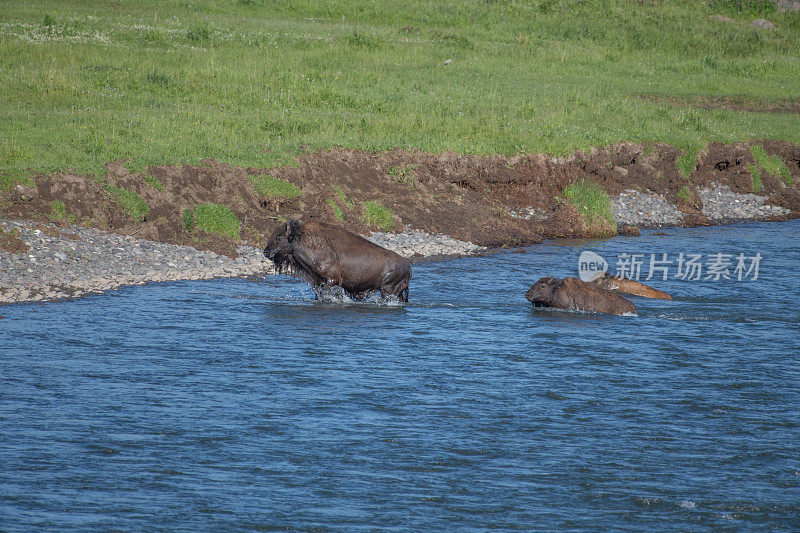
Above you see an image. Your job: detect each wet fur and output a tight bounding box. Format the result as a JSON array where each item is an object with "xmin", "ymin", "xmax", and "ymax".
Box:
[
  {"xmin": 264, "ymin": 219, "xmax": 412, "ymax": 302},
  {"xmin": 526, "ymin": 276, "xmax": 637, "ymax": 316},
  {"xmin": 590, "ymin": 272, "xmax": 671, "ymax": 300}
]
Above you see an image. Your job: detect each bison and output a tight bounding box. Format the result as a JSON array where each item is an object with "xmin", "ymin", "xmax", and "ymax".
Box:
[
  {"xmin": 589, "ymin": 272, "xmax": 672, "ymax": 300},
  {"xmin": 525, "ymin": 276, "xmax": 637, "ymax": 316},
  {"xmin": 263, "ymin": 218, "xmax": 412, "ymax": 302}
]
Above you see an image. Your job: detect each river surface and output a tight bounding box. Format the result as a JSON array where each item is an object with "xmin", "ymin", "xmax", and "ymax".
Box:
[{"xmin": 2, "ymin": 221, "xmax": 799, "ymax": 531}]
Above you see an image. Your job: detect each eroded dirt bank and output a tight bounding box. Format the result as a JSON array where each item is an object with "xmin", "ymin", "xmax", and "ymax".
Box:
[{"xmin": 2, "ymin": 141, "xmax": 799, "ymax": 257}]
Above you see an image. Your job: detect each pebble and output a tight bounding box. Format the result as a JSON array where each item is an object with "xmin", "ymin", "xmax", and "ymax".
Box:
[
  {"xmin": 1, "ymin": 219, "xmax": 486, "ymax": 304},
  {"xmin": 698, "ymin": 183, "xmax": 789, "ymax": 222},
  {"xmin": 507, "ymin": 206, "xmax": 548, "ymax": 221},
  {"xmin": 364, "ymin": 229, "xmax": 485, "ymax": 257},
  {"xmin": 0, "ymin": 219, "xmax": 274, "ymax": 305},
  {"xmin": 610, "ymin": 190, "xmax": 684, "ymax": 227}
]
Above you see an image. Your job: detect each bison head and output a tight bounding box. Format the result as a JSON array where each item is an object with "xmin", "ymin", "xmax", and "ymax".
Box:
[
  {"xmin": 525, "ymin": 276, "xmax": 560, "ymax": 306},
  {"xmin": 263, "ymin": 220, "xmax": 298, "ymax": 272}
]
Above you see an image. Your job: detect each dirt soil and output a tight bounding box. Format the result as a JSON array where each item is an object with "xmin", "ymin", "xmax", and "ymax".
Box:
[
  {"xmin": 2, "ymin": 141, "xmax": 798, "ymax": 257},
  {"xmin": 0, "ymin": 226, "xmax": 28, "ymax": 254}
]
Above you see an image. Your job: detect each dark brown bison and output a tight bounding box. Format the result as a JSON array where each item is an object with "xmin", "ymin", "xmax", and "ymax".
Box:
[
  {"xmin": 264, "ymin": 219, "xmax": 412, "ymax": 302},
  {"xmin": 589, "ymin": 272, "xmax": 672, "ymax": 300},
  {"xmin": 525, "ymin": 276, "xmax": 636, "ymax": 316}
]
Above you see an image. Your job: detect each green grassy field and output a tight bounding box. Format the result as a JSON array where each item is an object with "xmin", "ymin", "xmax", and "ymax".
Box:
[{"xmin": 1, "ymin": 0, "xmax": 799, "ymax": 186}]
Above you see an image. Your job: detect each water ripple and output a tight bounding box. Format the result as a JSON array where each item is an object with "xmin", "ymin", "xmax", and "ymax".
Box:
[{"xmin": 1, "ymin": 221, "xmax": 799, "ymax": 530}]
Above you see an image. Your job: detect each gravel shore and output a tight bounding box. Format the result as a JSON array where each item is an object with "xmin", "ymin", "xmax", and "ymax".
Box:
[
  {"xmin": 698, "ymin": 183, "xmax": 790, "ymax": 222},
  {"xmin": 365, "ymin": 229, "xmax": 485, "ymax": 257},
  {"xmin": 610, "ymin": 184, "xmax": 789, "ymax": 227},
  {"xmin": 0, "ymin": 220, "xmax": 484, "ymax": 304},
  {"xmin": 610, "ymin": 190, "xmax": 684, "ymax": 227},
  {"xmin": 0, "ymin": 219, "xmax": 273, "ymax": 304}
]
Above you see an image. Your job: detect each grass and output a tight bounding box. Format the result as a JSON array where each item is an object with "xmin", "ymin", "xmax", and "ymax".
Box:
[
  {"xmin": 749, "ymin": 164, "xmax": 763, "ymax": 193},
  {"xmin": 333, "ymin": 186, "xmax": 355, "ymax": 210},
  {"xmin": 50, "ymin": 200, "xmax": 69, "ymax": 221},
  {"xmin": 388, "ymin": 164, "xmax": 416, "ymax": 179},
  {"xmin": 326, "ymin": 198, "xmax": 344, "ymax": 220},
  {"xmin": 750, "ymin": 144, "xmax": 793, "ymax": 186},
  {"xmin": 249, "ymin": 174, "xmax": 301, "ymax": 198},
  {"xmin": 711, "ymin": 0, "xmax": 779, "ymax": 18},
  {"xmin": 105, "ymin": 184, "xmax": 150, "ymax": 221},
  {"xmin": 0, "ymin": 0, "xmax": 798, "ymax": 186},
  {"xmin": 181, "ymin": 208, "xmax": 195, "ymax": 232},
  {"xmin": 677, "ymin": 185, "xmax": 693, "ymax": 201},
  {"xmin": 361, "ymin": 200, "xmax": 394, "ymax": 232},
  {"xmin": 675, "ymin": 145, "xmax": 704, "ymax": 180},
  {"xmin": 389, "ymin": 164, "xmax": 416, "ymax": 189},
  {"xmin": 192, "ymin": 203, "xmax": 240, "ymax": 239},
  {"xmin": 143, "ymin": 173, "xmax": 164, "ymax": 191},
  {"xmin": 563, "ymin": 179, "xmax": 617, "ymax": 235}
]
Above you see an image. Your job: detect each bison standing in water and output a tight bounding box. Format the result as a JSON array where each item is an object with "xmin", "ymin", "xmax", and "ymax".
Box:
[{"xmin": 264, "ymin": 219, "xmax": 412, "ymax": 302}]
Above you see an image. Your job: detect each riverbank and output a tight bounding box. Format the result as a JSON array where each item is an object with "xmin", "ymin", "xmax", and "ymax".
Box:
[
  {"xmin": 1, "ymin": 183, "xmax": 792, "ymax": 304},
  {"xmin": 2, "ymin": 141, "xmax": 798, "ymax": 304},
  {"xmin": 3, "ymin": 142, "xmax": 799, "ymax": 253}
]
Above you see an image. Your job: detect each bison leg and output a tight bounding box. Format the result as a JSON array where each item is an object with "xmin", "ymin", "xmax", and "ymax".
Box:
[
  {"xmin": 379, "ymin": 285, "xmax": 408, "ymax": 302},
  {"xmin": 312, "ymin": 279, "xmax": 342, "ymax": 300},
  {"xmin": 392, "ymin": 286, "xmax": 408, "ymax": 302}
]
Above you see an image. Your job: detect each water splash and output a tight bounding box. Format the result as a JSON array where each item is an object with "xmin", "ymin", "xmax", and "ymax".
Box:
[{"xmin": 313, "ymin": 285, "xmax": 404, "ymax": 306}]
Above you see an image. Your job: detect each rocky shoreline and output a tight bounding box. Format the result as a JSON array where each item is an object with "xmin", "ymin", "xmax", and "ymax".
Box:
[
  {"xmin": 609, "ymin": 182, "xmax": 791, "ymax": 228},
  {"xmin": 365, "ymin": 229, "xmax": 485, "ymax": 257},
  {"xmin": 0, "ymin": 219, "xmax": 487, "ymax": 304},
  {"xmin": 697, "ymin": 183, "xmax": 789, "ymax": 222},
  {"xmin": 0, "ymin": 181, "xmax": 794, "ymax": 304},
  {"xmin": 0, "ymin": 219, "xmax": 273, "ymax": 304}
]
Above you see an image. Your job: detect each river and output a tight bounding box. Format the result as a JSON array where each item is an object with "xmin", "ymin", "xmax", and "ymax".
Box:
[{"xmin": 2, "ymin": 220, "xmax": 799, "ymax": 530}]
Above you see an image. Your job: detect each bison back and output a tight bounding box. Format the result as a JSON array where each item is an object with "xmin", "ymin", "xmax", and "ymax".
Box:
[
  {"xmin": 317, "ymin": 225, "xmax": 412, "ymax": 298},
  {"xmin": 556, "ymin": 277, "xmax": 636, "ymax": 315}
]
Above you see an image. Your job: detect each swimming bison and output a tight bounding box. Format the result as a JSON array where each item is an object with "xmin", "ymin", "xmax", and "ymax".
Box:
[
  {"xmin": 589, "ymin": 272, "xmax": 671, "ymax": 300},
  {"xmin": 525, "ymin": 276, "xmax": 637, "ymax": 316},
  {"xmin": 264, "ymin": 219, "xmax": 412, "ymax": 302}
]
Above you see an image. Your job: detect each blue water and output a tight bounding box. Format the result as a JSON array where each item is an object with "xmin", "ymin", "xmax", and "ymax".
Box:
[{"xmin": 2, "ymin": 221, "xmax": 799, "ymax": 531}]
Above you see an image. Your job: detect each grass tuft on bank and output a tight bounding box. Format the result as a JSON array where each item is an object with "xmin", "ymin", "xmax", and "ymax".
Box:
[
  {"xmin": 192, "ymin": 203, "xmax": 240, "ymax": 240},
  {"xmin": 361, "ymin": 201, "xmax": 394, "ymax": 232},
  {"xmin": 250, "ymin": 175, "xmax": 302, "ymax": 198},
  {"xmin": 750, "ymin": 144, "xmax": 793, "ymax": 186},
  {"xmin": 0, "ymin": 0, "xmax": 799, "ymax": 185},
  {"xmin": 676, "ymin": 145, "xmax": 705, "ymax": 181},
  {"xmin": 326, "ymin": 198, "xmax": 344, "ymax": 221},
  {"xmin": 563, "ymin": 180, "xmax": 617, "ymax": 236},
  {"xmin": 106, "ymin": 185, "xmax": 150, "ymax": 222},
  {"xmin": 143, "ymin": 173, "xmax": 165, "ymax": 191},
  {"xmin": 749, "ymin": 165, "xmax": 763, "ymax": 193},
  {"xmin": 50, "ymin": 200, "xmax": 75, "ymax": 223}
]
